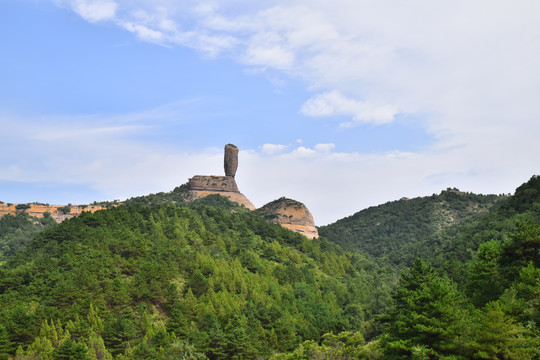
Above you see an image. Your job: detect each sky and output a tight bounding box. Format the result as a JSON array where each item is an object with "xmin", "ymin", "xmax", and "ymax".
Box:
[{"xmin": 1, "ymin": 0, "xmax": 539, "ymax": 225}]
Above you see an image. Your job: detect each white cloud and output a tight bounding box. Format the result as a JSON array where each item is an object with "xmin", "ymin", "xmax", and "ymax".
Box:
[
  {"xmin": 300, "ymin": 91, "xmax": 398, "ymax": 125},
  {"xmin": 314, "ymin": 143, "xmax": 335, "ymax": 152},
  {"xmin": 245, "ymin": 44, "xmax": 295, "ymax": 70},
  {"xmin": 260, "ymin": 143, "xmax": 288, "ymax": 154},
  {"xmin": 30, "ymin": 125, "xmax": 148, "ymax": 141},
  {"xmin": 72, "ymin": 0, "xmax": 117, "ymax": 23},
  {"xmin": 120, "ymin": 21, "xmax": 164, "ymax": 42}
]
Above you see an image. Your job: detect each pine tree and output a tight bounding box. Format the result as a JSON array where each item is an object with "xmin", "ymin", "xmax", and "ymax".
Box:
[
  {"xmin": 383, "ymin": 259, "xmax": 470, "ymax": 359},
  {"xmin": 0, "ymin": 325, "xmax": 13, "ymax": 360},
  {"xmin": 465, "ymin": 240, "xmax": 504, "ymax": 307},
  {"xmin": 471, "ymin": 302, "xmax": 538, "ymax": 360},
  {"xmin": 52, "ymin": 339, "xmax": 89, "ymax": 360}
]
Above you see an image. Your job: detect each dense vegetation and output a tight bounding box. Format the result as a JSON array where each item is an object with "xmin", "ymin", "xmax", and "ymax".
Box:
[
  {"xmin": 319, "ymin": 189, "xmax": 505, "ymax": 268},
  {"xmin": 0, "ymin": 201, "xmax": 392, "ymax": 359},
  {"xmin": 0, "ymin": 213, "xmax": 55, "ymax": 263},
  {"xmin": 0, "ymin": 176, "xmax": 539, "ymax": 359}
]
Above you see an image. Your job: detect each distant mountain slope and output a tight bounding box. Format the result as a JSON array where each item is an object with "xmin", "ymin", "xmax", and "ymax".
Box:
[
  {"xmin": 319, "ymin": 188, "xmax": 505, "ymax": 267},
  {"xmin": 0, "ymin": 212, "xmax": 55, "ymax": 262},
  {"xmin": 432, "ymin": 175, "xmax": 540, "ymax": 278}
]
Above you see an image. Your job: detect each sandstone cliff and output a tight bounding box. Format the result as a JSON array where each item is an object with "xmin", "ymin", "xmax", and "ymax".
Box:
[
  {"xmin": 255, "ymin": 197, "xmax": 319, "ymax": 239},
  {"xmin": 187, "ymin": 175, "xmax": 239, "ymax": 193},
  {"xmin": 0, "ymin": 203, "xmax": 108, "ymax": 223}
]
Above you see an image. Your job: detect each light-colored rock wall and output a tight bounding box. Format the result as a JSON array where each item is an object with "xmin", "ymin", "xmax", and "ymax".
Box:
[
  {"xmin": 188, "ymin": 175, "xmax": 239, "ymax": 193},
  {"xmin": 256, "ymin": 198, "xmax": 319, "ymax": 239},
  {"xmin": 0, "ymin": 203, "xmax": 108, "ymax": 223}
]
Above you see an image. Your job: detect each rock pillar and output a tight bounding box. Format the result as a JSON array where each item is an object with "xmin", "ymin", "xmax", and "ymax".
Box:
[{"xmin": 224, "ymin": 144, "xmax": 239, "ymax": 178}]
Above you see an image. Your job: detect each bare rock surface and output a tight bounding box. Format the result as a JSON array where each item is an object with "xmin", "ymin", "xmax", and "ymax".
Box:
[
  {"xmin": 224, "ymin": 144, "xmax": 239, "ymax": 178},
  {"xmin": 0, "ymin": 203, "xmax": 108, "ymax": 223},
  {"xmin": 255, "ymin": 197, "xmax": 319, "ymax": 239},
  {"xmin": 187, "ymin": 175, "xmax": 239, "ymax": 193}
]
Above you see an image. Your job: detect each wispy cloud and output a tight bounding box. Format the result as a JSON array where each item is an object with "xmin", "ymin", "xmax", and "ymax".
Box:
[
  {"xmin": 300, "ymin": 91, "xmax": 398, "ymax": 125},
  {"xmin": 72, "ymin": 0, "xmax": 118, "ymax": 23},
  {"xmin": 260, "ymin": 143, "xmax": 288, "ymax": 154},
  {"xmin": 314, "ymin": 143, "xmax": 335, "ymax": 152}
]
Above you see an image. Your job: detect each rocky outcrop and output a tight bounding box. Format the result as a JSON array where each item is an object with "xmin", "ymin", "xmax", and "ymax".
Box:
[
  {"xmin": 184, "ymin": 144, "xmax": 254, "ymax": 210},
  {"xmin": 255, "ymin": 197, "xmax": 319, "ymax": 239},
  {"xmin": 0, "ymin": 203, "xmax": 108, "ymax": 223},
  {"xmin": 224, "ymin": 144, "xmax": 239, "ymax": 178},
  {"xmin": 188, "ymin": 175, "xmax": 239, "ymax": 193}
]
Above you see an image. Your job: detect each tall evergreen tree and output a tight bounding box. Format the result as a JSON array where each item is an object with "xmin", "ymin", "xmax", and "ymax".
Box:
[
  {"xmin": 0, "ymin": 325, "xmax": 12, "ymax": 360},
  {"xmin": 471, "ymin": 302, "xmax": 538, "ymax": 360},
  {"xmin": 383, "ymin": 259, "xmax": 470, "ymax": 359},
  {"xmin": 465, "ymin": 240, "xmax": 504, "ymax": 307}
]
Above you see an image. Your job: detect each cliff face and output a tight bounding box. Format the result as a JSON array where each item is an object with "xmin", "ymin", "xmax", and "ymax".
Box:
[
  {"xmin": 0, "ymin": 203, "xmax": 108, "ymax": 223},
  {"xmin": 187, "ymin": 175, "xmax": 239, "ymax": 193},
  {"xmin": 255, "ymin": 198, "xmax": 319, "ymax": 239},
  {"xmin": 185, "ymin": 175, "xmax": 254, "ymax": 209}
]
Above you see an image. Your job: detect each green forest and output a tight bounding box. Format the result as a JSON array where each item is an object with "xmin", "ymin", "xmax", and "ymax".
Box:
[{"xmin": 0, "ymin": 177, "xmax": 539, "ymax": 359}]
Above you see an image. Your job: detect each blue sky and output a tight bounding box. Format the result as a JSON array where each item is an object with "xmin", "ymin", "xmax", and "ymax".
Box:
[{"xmin": 1, "ymin": 0, "xmax": 539, "ymax": 224}]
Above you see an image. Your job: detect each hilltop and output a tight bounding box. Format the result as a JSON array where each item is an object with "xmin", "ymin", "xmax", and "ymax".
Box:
[
  {"xmin": 319, "ymin": 188, "xmax": 505, "ymax": 267},
  {"xmin": 255, "ymin": 198, "xmax": 319, "ymax": 239}
]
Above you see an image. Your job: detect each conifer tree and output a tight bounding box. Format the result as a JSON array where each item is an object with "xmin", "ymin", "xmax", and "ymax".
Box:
[
  {"xmin": 0, "ymin": 325, "xmax": 13, "ymax": 360},
  {"xmin": 471, "ymin": 302, "xmax": 538, "ymax": 360},
  {"xmin": 465, "ymin": 240, "xmax": 504, "ymax": 307},
  {"xmin": 383, "ymin": 259, "xmax": 469, "ymax": 359}
]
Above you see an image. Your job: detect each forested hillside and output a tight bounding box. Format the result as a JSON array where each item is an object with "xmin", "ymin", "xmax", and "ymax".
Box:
[
  {"xmin": 319, "ymin": 189, "xmax": 505, "ymax": 267},
  {"xmin": 0, "ymin": 177, "xmax": 539, "ymax": 359},
  {"xmin": 0, "ymin": 212, "xmax": 55, "ymax": 263},
  {"xmin": 279, "ymin": 176, "xmax": 540, "ymax": 359},
  {"xmin": 0, "ymin": 201, "xmax": 392, "ymax": 359}
]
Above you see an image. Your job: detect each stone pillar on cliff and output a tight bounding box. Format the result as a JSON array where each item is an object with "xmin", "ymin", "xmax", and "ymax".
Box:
[{"xmin": 224, "ymin": 144, "xmax": 239, "ymax": 178}]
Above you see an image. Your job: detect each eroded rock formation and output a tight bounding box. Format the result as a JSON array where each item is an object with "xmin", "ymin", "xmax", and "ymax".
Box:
[
  {"xmin": 224, "ymin": 144, "xmax": 238, "ymax": 178},
  {"xmin": 185, "ymin": 144, "xmax": 255, "ymax": 210},
  {"xmin": 188, "ymin": 175, "xmax": 239, "ymax": 193},
  {"xmin": 255, "ymin": 197, "xmax": 319, "ymax": 239}
]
